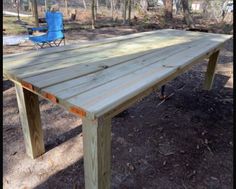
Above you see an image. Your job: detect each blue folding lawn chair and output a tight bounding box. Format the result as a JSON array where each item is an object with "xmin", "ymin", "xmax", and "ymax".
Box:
[{"xmin": 28, "ymin": 11, "xmax": 65, "ymax": 48}]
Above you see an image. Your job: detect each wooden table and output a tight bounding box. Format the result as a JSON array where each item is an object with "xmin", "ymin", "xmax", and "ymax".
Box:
[{"xmin": 3, "ymin": 29, "xmax": 232, "ymax": 189}]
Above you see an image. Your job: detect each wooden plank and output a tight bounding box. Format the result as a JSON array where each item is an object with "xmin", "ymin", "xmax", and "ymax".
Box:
[
  {"xmin": 7, "ymin": 34, "xmax": 225, "ymax": 88},
  {"xmin": 102, "ymin": 49, "xmax": 221, "ymax": 119},
  {"xmin": 4, "ymin": 32, "xmax": 171, "ymax": 65},
  {"xmin": 82, "ymin": 117, "xmax": 111, "ymax": 189},
  {"xmin": 3, "ymin": 36, "xmax": 227, "ymax": 118},
  {"xmin": 4, "ymin": 43, "xmax": 118, "ymax": 70},
  {"xmin": 46, "ymin": 36, "xmax": 212, "ymax": 99},
  {"xmin": 67, "ymin": 42, "xmax": 224, "ymax": 118},
  {"xmin": 15, "ymin": 83, "xmax": 45, "ymax": 159},
  {"xmin": 4, "ymin": 29, "xmax": 203, "ymax": 63},
  {"xmin": 4, "ymin": 48, "xmax": 222, "ymax": 122},
  {"xmin": 4, "ymin": 32, "xmax": 231, "ymax": 85},
  {"xmin": 3, "ymin": 29, "xmax": 180, "ymax": 64},
  {"xmin": 7, "ymin": 45, "xmax": 220, "ymax": 122},
  {"xmin": 5, "ymin": 33, "xmax": 197, "ymax": 74},
  {"xmin": 203, "ymin": 50, "xmax": 220, "ymax": 90},
  {"xmin": 3, "ymin": 30, "xmax": 232, "ymax": 121},
  {"xmin": 17, "ymin": 37, "xmax": 201, "ymax": 87},
  {"xmin": 4, "ymin": 29, "xmax": 230, "ymax": 70},
  {"xmin": 3, "ymin": 29, "xmax": 166, "ymax": 62},
  {"xmin": 3, "ymin": 29, "xmax": 231, "ymax": 69}
]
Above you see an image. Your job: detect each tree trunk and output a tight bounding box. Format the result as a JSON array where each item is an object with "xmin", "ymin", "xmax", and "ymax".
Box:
[
  {"xmin": 165, "ymin": 0, "xmax": 173, "ymax": 19},
  {"xmin": 82, "ymin": 0, "xmax": 87, "ymax": 9},
  {"xmin": 105, "ymin": 0, "xmax": 109, "ymax": 8},
  {"xmin": 140, "ymin": 0, "xmax": 148, "ymax": 12},
  {"xmin": 94, "ymin": 0, "xmax": 98, "ymax": 20},
  {"xmin": 175, "ymin": 0, "xmax": 181, "ymax": 14},
  {"xmin": 111, "ymin": 0, "xmax": 114, "ymax": 20},
  {"xmin": 96, "ymin": 0, "xmax": 99, "ymax": 11},
  {"xmin": 17, "ymin": 0, "xmax": 20, "ymax": 21},
  {"xmin": 123, "ymin": 0, "xmax": 127, "ymax": 24},
  {"xmin": 32, "ymin": 0, "xmax": 39, "ymax": 27},
  {"xmin": 28, "ymin": 0, "xmax": 33, "ymax": 13},
  {"xmin": 181, "ymin": 0, "xmax": 195, "ymax": 28},
  {"xmin": 221, "ymin": 0, "xmax": 229, "ymax": 21},
  {"xmin": 128, "ymin": 0, "xmax": 131, "ymax": 24},
  {"xmin": 45, "ymin": 0, "xmax": 47, "ymax": 11},
  {"xmin": 64, "ymin": 0, "xmax": 68, "ymax": 16},
  {"xmin": 91, "ymin": 0, "xmax": 95, "ymax": 29}
]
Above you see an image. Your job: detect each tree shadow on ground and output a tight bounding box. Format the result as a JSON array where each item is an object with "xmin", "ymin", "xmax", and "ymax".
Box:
[{"xmin": 44, "ymin": 124, "xmax": 82, "ymax": 151}]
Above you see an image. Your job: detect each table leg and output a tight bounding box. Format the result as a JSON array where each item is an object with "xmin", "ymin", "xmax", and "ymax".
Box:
[
  {"xmin": 15, "ymin": 83, "xmax": 45, "ymax": 159},
  {"xmin": 82, "ymin": 117, "xmax": 111, "ymax": 189},
  {"xmin": 203, "ymin": 50, "xmax": 220, "ymax": 90}
]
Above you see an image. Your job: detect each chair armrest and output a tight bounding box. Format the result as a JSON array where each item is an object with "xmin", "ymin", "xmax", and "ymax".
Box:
[
  {"xmin": 31, "ymin": 27, "xmax": 48, "ymax": 31},
  {"xmin": 27, "ymin": 27, "xmax": 48, "ymax": 35}
]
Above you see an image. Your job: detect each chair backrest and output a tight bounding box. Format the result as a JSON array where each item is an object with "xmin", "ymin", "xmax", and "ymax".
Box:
[
  {"xmin": 45, "ymin": 11, "xmax": 64, "ymax": 40},
  {"xmin": 45, "ymin": 11, "xmax": 64, "ymax": 32}
]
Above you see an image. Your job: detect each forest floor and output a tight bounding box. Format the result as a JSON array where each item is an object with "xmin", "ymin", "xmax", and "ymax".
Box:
[{"xmin": 3, "ymin": 10, "xmax": 233, "ymax": 189}]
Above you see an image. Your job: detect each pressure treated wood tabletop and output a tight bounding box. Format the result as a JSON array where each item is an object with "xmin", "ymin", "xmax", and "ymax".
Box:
[
  {"xmin": 3, "ymin": 29, "xmax": 232, "ymax": 189},
  {"xmin": 3, "ymin": 29, "xmax": 232, "ymax": 119}
]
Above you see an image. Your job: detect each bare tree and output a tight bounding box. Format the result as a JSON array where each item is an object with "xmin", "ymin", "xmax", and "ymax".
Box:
[
  {"xmin": 82, "ymin": 0, "xmax": 87, "ymax": 9},
  {"xmin": 110, "ymin": 0, "xmax": 114, "ymax": 20},
  {"xmin": 222, "ymin": 0, "xmax": 230, "ymax": 21},
  {"xmin": 32, "ymin": 0, "xmax": 39, "ymax": 27},
  {"xmin": 105, "ymin": 0, "xmax": 109, "ymax": 8},
  {"xmin": 140, "ymin": 0, "xmax": 148, "ymax": 12},
  {"xmin": 123, "ymin": 0, "xmax": 128, "ymax": 24},
  {"xmin": 96, "ymin": 0, "xmax": 99, "ymax": 13},
  {"xmin": 16, "ymin": 0, "xmax": 20, "ymax": 21},
  {"xmin": 45, "ymin": 0, "xmax": 47, "ymax": 11},
  {"xmin": 174, "ymin": 0, "xmax": 182, "ymax": 14},
  {"xmin": 181, "ymin": 0, "xmax": 195, "ymax": 28},
  {"xmin": 164, "ymin": 0, "xmax": 173, "ymax": 19},
  {"xmin": 29, "ymin": 0, "xmax": 33, "ymax": 13},
  {"xmin": 91, "ymin": 0, "xmax": 95, "ymax": 29},
  {"xmin": 94, "ymin": 0, "xmax": 98, "ymax": 20},
  {"xmin": 202, "ymin": 0, "xmax": 227, "ymax": 22},
  {"xmin": 128, "ymin": 0, "xmax": 131, "ymax": 24},
  {"xmin": 64, "ymin": 0, "xmax": 68, "ymax": 16}
]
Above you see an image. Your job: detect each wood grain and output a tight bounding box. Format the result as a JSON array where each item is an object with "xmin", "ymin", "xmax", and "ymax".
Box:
[
  {"xmin": 3, "ymin": 29, "xmax": 232, "ymax": 120},
  {"xmin": 3, "ymin": 29, "xmax": 232, "ymax": 189},
  {"xmin": 8, "ymin": 34, "xmax": 199, "ymax": 79},
  {"xmin": 3, "ymin": 29, "xmax": 179, "ymax": 65},
  {"xmin": 82, "ymin": 117, "xmax": 111, "ymax": 189},
  {"xmin": 15, "ymin": 83, "xmax": 45, "ymax": 159},
  {"xmin": 203, "ymin": 50, "xmax": 220, "ymax": 90}
]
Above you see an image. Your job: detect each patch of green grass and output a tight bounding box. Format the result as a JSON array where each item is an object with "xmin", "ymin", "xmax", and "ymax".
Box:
[{"xmin": 3, "ymin": 16, "xmax": 34, "ymax": 35}]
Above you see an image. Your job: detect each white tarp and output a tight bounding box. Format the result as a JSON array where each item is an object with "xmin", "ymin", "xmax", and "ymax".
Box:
[
  {"xmin": 3, "ymin": 11, "xmax": 32, "ymax": 17},
  {"xmin": 3, "ymin": 35, "xmax": 29, "ymax": 46}
]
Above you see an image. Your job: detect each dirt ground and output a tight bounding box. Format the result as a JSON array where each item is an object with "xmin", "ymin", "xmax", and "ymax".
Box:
[{"xmin": 3, "ymin": 25, "xmax": 233, "ymax": 189}]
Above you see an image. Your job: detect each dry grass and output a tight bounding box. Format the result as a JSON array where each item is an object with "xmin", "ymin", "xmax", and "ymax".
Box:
[{"xmin": 3, "ymin": 16, "xmax": 34, "ymax": 35}]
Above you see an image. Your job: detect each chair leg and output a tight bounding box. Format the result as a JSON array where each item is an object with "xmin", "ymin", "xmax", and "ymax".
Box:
[
  {"xmin": 56, "ymin": 39, "xmax": 64, "ymax": 47},
  {"xmin": 56, "ymin": 40, "xmax": 61, "ymax": 47},
  {"xmin": 159, "ymin": 85, "xmax": 166, "ymax": 100},
  {"xmin": 33, "ymin": 39, "xmax": 65, "ymax": 49},
  {"xmin": 35, "ymin": 43, "xmax": 43, "ymax": 49},
  {"xmin": 34, "ymin": 44, "xmax": 39, "ymax": 50},
  {"xmin": 47, "ymin": 42, "xmax": 52, "ymax": 47}
]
